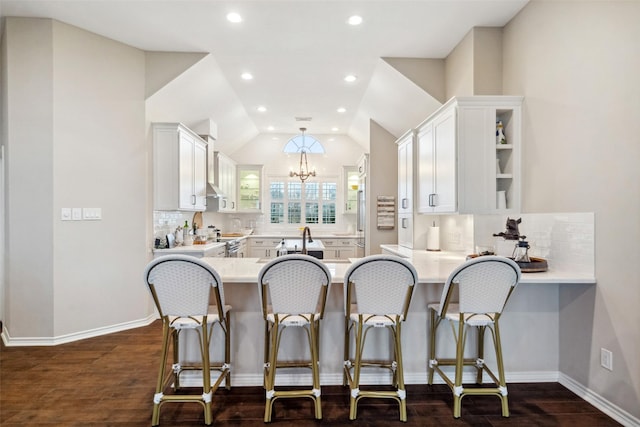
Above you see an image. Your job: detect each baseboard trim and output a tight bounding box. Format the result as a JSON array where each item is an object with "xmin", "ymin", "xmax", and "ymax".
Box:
[
  {"xmin": 1, "ymin": 315, "xmax": 157, "ymax": 347},
  {"xmin": 559, "ymin": 373, "xmax": 639, "ymax": 427}
]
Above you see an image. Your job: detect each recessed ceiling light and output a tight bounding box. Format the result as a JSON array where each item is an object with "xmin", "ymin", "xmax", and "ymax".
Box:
[
  {"xmin": 337, "ymin": 107, "xmax": 347, "ymax": 113},
  {"xmin": 331, "ymin": 127, "xmax": 339, "ymax": 132},
  {"xmin": 344, "ymin": 74, "xmax": 357, "ymax": 83},
  {"xmin": 347, "ymin": 15, "xmax": 363, "ymax": 26},
  {"xmin": 267, "ymin": 126, "xmax": 275, "ymax": 131},
  {"xmin": 256, "ymin": 106, "xmax": 267, "ymax": 112},
  {"xmin": 226, "ymin": 12, "xmax": 242, "ymax": 23},
  {"xmin": 241, "ymin": 72, "xmax": 253, "ymax": 80}
]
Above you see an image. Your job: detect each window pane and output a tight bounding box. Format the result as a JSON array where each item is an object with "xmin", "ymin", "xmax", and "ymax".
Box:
[
  {"xmin": 323, "ymin": 183, "xmax": 337, "ymax": 201},
  {"xmin": 305, "ymin": 182, "xmax": 319, "ymax": 200},
  {"xmin": 306, "ymin": 202, "xmax": 319, "ymax": 223},
  {"xmin": 288, "ymin": 202, "xmax": 301, "ymax": 224},
  {"xmin": 289, "ymin": 182, "xmax": 302, "ymax": 200},
  {"xmin": 270, "ymin": 182, "xmax": 284, "ymax": 199},
  {"xmin": 270, "ymin": 202, "xmax": 284, "ymax": 224},
  {"xmin": 322, "ymin": 203, "xmax": 336, "ymax": 224}
]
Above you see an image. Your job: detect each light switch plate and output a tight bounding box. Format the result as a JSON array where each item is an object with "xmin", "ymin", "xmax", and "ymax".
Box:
[
  {"xmin": 61, "ymin": 208, "xmax": 72, "ymax": 221},
  {"xmin": 82, "ymin": 208, "xmax": 102, "ymax": 220},
  {"xmin": 72, "ymin": 208, "xmax": 82, "ymax": 220}
]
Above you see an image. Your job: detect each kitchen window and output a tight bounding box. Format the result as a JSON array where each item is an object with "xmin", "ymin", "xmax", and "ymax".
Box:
[{"xmin": 268, "ymin": 178, "xmax": 336, "ymax": 225}]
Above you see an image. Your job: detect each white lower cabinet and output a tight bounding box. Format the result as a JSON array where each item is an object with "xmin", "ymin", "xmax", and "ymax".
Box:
[
  {"xmin": 207, "ymin": 246, "xmax": 227, "ymax": 258},
  {"xmin": 248, "ymin": 238, "xmax": 283, "ymax": 259},
  {"xmin": 322, "ymin": 238, "xmax": 355, "ymax": 260}
]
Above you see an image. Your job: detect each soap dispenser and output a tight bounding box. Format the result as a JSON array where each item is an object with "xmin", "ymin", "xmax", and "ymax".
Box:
[{"xmin": 277, "ymin": 239, "xmax": 288, "ymax": 257}]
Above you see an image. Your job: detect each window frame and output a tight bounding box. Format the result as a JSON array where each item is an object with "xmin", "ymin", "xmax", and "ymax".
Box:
[{"xmin": 266, "ymin": 175, "xmax": 339, "ymax": 229}]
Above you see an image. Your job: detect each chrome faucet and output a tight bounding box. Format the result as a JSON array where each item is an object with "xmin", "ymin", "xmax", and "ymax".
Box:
[{"xmin": 301, "ymin": 226, "xmax": 313, "ymax": 255}]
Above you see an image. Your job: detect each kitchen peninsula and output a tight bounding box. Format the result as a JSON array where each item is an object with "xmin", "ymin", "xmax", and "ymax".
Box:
[{"xmin": 172, "ymin": 252, "xmax": 595, "ymax": 388}]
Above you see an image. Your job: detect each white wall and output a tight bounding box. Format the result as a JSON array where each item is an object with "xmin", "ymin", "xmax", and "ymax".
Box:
[
  {"xmin": 3, "ymin": 18, "xmax": 55, "ymax": 338},
  {"xmin": 368, "ymin": 120, "xmax": 399, "ymax": 254},
  {"xmin": 2, "ymin": 18, "xmax": 151, "ymax": 342},
  {"xmin": 503, "ymin": 0, "xmax": 640, "ymax": 418}
]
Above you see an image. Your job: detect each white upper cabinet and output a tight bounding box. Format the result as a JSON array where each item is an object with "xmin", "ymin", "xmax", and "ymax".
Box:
[
  {"xmin": 237, "ymin": 165, "xmax": 263, "ymax": 212},
  {"xmin": 413, "ymin": 96, "xmax": 523, "ymax": 215},
  {"xmin": 214, "ymin": 152, "xmax": 237, "ymax": 212},
  {"xmin": 153, "ymin": 123, "xmax": 207, "ymax": 211},
  {"xmin": 416, "ymin": 103, "xmax": 457, "ymax": 214},
  {"xmin": 343, "ymin": 166, "xmax": 359, "ymax": 214},
  {"xmin": 456, "ymin": 96, "xmax": 523, "ymax": 214},
  {"xmin": 396, "ymin": 130, "xmax": 415, "ymax": 215}
]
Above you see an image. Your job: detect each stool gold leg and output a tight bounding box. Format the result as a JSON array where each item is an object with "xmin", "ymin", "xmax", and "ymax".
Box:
[
  {"xmin": 427, "ymin": 308, "xmax": 437, "ymax": 385},
  {"xmin": 395, "ymin": 323, "xmax": 407, "ymax": 422},
  {"xmin": 476, "ymin": 326, "xmax": 485, "ymax": 384},
  {"xmin": 152, "ymin": 321, "xmax": 171, "ymax": 426},
  {"xmin": 310, "ymin": 320, "xmax": 322, "ymax": 419},
  {"xmin": 453, "ymin": 316, "xmax": 466, "ymax": 419},
  {"xmin": 264, "ymin": 320, "xmax": 279, "ymax": 423},
  {"xmin": 494, "ymin": 320, "xmax": 509, "ymax": 417},
  {"xmin": 224, "ymin": 310, "xmax": 232, "ymax": 390},
  {"xmin": 349, "ymin": 318, "xmax": 363, "ymax": 420}
]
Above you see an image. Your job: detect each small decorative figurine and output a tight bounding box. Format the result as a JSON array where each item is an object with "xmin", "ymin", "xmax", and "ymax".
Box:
[
  {"xmin": 493, "ymin": 217, "xmax": 524, "ymax": 240},
  {"xmin": 496, "ymin": 120, "xmax": 507, "ymax": 144}
]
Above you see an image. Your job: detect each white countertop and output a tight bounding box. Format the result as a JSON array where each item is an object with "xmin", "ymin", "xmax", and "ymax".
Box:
[
  {"xmin": 198, "ymin": 248, "xmax": 595, "ymax": 285},
  {"xmin": 202, "ymin": 257, "xmax": 348, "ymax": 283},
  {"xmin": 153, "ymin": 241, "xmax": 226, "ymax": 254},
  {"xmin": 153, "ymin": 238, "xmax": 595, "ymax": 285},
  {"xmin": 380, "ymin": 244, "xmax": 596, "ymax": 285}
]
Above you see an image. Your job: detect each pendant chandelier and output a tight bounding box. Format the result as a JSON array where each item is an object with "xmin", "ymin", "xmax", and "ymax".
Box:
[{"xmin": 289, "ymin": 127, "xmax": 317, "ymax": 182}]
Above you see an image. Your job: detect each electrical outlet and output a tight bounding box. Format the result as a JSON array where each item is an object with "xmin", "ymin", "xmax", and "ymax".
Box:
[{"xmin": 600, "ymin": 348, "xmax": 613, "ymax": 371}]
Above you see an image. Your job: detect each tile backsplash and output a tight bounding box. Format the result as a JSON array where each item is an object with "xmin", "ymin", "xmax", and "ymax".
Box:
[{"xmin": 471, "ymin": 212, "xmax": 595, "ymax": 275}]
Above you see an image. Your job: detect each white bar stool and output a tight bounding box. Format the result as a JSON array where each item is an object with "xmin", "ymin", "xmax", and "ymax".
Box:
[
  {"xmin": 257, "ymin": 254, "xmax": 332, "ymax": 423},
  {"xmin": 343, "ymin": 254, "xmax": 418, "ymax": 422},
  {"xmin": 427, "ymin": 255, "xmax": 521, "ymax": 418},
  {"xmin": 143, "ymin": 254, "xmax": 231, "ymax": 426}
]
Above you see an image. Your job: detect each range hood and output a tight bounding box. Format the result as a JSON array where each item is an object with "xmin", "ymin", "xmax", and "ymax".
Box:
[
  {"xmin": 195, "ymin": 125, "xmax": 225, "ymax": 199},
  {"xmin": 207, "ymin": 182, "xmax": 224, "ymax": 198}
]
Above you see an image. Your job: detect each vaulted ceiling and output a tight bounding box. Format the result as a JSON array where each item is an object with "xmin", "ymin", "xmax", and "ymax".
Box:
[{"xmin": 0, "ymin": 0, "xmax": 528, "ymax": 153}]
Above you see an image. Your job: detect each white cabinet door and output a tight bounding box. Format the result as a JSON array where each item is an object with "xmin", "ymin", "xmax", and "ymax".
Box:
[
  {"xmin": 237, "ymin": 165, "xmax": 263, "ymax": 212},
  {"xmin": 249, "ymin": 238, "xmax": 281, "ymax": 259},
  {"xmin": 343, "ymin": 166, "xmax": 359, "ymax": 214},
  {"xmin": 193, "ymin": 138, "xmax": 207, "ymax": 210},
  {"xmin": 214, "ymin": 152, "xmax": 237, "ymax": 212},
  {"xmin": 397, "ymin": 131, "xmax": 414, "ymax": 215},
  {"xmin": 432, "ymin": 108, "xmax": 457, "ymax": 213},
  {"xmin": 322, "ymin": 238, "xmax": 354, "ymax": 259},
  {"xmin": 178, "ymin": 133, "xmax": 195, "ymax": 209},
  {"xmin": 417, "ymin": 105, "xmax": 456, "ymax": 214},
  {"xmin": 398, "ymin": 213, "xmax": 413, "ymax": 249},
  {"xmin": 153, "ymin": 123, "xmax": 208, "ymax": 212}
]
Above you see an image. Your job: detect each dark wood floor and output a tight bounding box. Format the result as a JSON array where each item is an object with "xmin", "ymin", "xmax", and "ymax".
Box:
[{"xmin": 1, "ymin": 321, "xmax": 621, "ymax": 427}]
